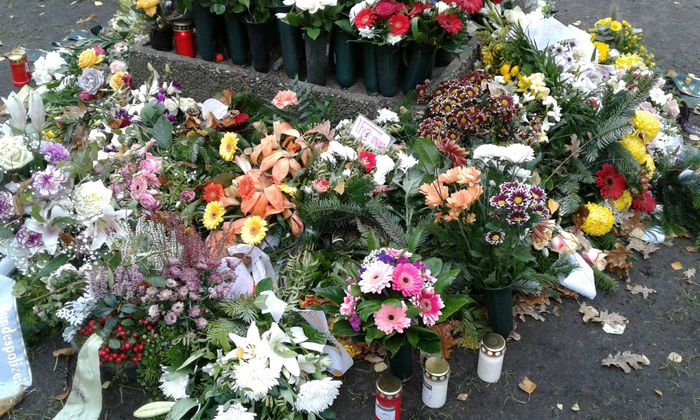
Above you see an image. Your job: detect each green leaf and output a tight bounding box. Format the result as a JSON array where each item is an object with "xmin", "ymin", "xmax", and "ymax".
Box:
[
  {"xmin": 433, "ymin": 269, "xmax": 460, "ymax": 294},
  {"xmin": 383, "ymin": 333, "xmax": 405, "ymax": 356},
  {"xmin": 256, "ymin": 277, "xmax": 274, "ymax": 294},
  {"xmin": 109, "ymin": 339, "xmax": 121, "ymax": 350},
  {"xmin": 121, "ymin": 318, "xmax": 135, "ymax": 327},
  {"xmin": 146, "ymin": 275, "xmax": 166, "ymax": 287},
  {"xmin": 437, "ymin": 295, "xmax": 471, "ymax": 323},
  {"xmin": 331, "ymin": 319, "xmax": 360, "ymax": 337},
  {"xmin": 357, "ymin": 300, "xmax": 382, "ymax": 322},
  {"xmin": 366, "ymin": 229, "xmax": 379, "ymax": 251},
  {"xmin": 314, "ymin": 286, "xmax": 344, "ymax": 306},
  {"xmin": 406, "ymin": 226, "xmax": 425, "ymax": 253},
  {"xmin": 165, "ymin": 398, "xmax": 199, "ymax": 420},
  {"xmin": 412, "ymin": 137, "xmax": 441, "ymax": 172},
  {"xmin": 35, "ymin": 254, "xmax": 70, "ymax": 279},
  {"xmin": 139, "ymin": 101, "xmax": 161, "ymax": 126},
  {"xmin": 423, "ymin": 258, "xmax": 443, "ymax": 277},
  {"xmin": 121, "ymin": 303, "xmax": 138, "ymax": 314},
  {"xmin": 152, "ymin": 115, "xmax": 173, "ymax": 149},
  {"xmin": 133, "ymin": 402, "xmax": 177, "ymax": 418},
  {"xmin": 307, "ymin": 27, "xmax": 321, "ymax": 40},
  {"xmin": 177, "ymin": 348, "xmax": 207, "ymax": 371}
]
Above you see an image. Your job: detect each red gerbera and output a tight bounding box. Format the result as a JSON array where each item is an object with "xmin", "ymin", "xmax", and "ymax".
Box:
[
  {"xmin": 595, "ymin": 163, "xmax": 626, "ymax": 200},
  {"xmin": 632, "ymin": 189, "xmax": 656, "ymax": 213},
  {"xmin": 436, "ymin": 13, "xmax": 463, "ymax": 35},
  {"xmin": 388, "ymin": 13, "xmax": 410, "ymax": 35},
  {"xmin": 355, "ymin": 8, "xmax": 377, "ymax": 29},
  {"xmin": 359, "ymin": 151, "xmax": 377, "ymax": 173},
  {"xmin": 454, "ymin": 0, "xmax": 484, "ymax": 14},
  {"xmin": 203, "ymin": 182, "xmax": 225, "ymax": 203},
  {"xmin": 435, "ymin": 138, "xmax": 468, "ymax": 167},
  {"xmin": 409, "ymin": 3, "xmax": 432, "ymax": 18}
]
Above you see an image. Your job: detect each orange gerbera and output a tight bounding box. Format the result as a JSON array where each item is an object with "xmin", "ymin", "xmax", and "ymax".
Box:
[
  {"xmin": 202, "ymin": 182, "xmax": 225, "ymax": 203},
  {"xmin": 420, "ymin": 181, "xmax": 449, "ymax": 207}
]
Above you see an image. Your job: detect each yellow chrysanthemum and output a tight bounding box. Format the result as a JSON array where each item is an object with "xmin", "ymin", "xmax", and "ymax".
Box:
[
  {"xmin": 595, "ymin": 17, "xmax": 612, "ymax": 27},
  {"xmin": 109, "ymin": 71, "xmax": 126, "ymax": 91},
  {"xmin": 202, "ymin": 201, "xmax": 225, "ymax": 230},
  {"xmin": 78, "ymin": 48, "xmax": 103, "ymax": 69},
  {"xmin": 593, "ymin": 41, "xmax": 610, "ymax": 63},
  {"xmin": 640, "ymin": 153, "xmax": 656, "ymax": 177},
  {"xmin": 278, "ymin": 183, "xmax": 297, "ymax": 197},
  {"xmin": 619, "ymin": 133, "xmax": 647, "ymax": 162},
  {"xmin": 136, "ymin": 0, "xmax": 160, "ymax": 16},
  {"xmin": 609, "ymin": 21, "xmax": 623, "ymax": 32},
  {"xmin": 219, "ymin": 132, "xmax": 239, "ymax": 161},
  {"xmin": 615, "ymin": 53, "xmax": 644, "ymax": 70},
  {"xmin": 482, "ymin": 49, "xmax": 494, "ymax": 67},
  {"xmin": 581, "ymin": 203, "xmax": 615, "ymax": 237},
  {"xmin": 611, "ymin": 190, "xmax": 632, "ymax": 211},
  {"xmin": 632, "ymin": 110, "xmax": 661, "ymax": 143},
  {"xmin": 622, "ymin": 20, "xmax": 632, "ymax": 28},
  {"xmin": 241, "ymin": 215, "xmax": 268, "ymax": 245}
]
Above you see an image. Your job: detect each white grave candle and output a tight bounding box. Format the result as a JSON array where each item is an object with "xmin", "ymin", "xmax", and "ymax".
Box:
[
  {"xmin": 422, "ymin": 357, "xmax": 450, "ymax": 409},
  {"xmin": 477, "ymin": 333, "xmax": 506, "ymax": 383}
]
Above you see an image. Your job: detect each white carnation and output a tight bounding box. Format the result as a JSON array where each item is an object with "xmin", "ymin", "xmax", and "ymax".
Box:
[
  {"xmin": 473, "ymin": 144, "xmax": 507, "ymax": 162},
  {"xmin": 376, "ymin": 108, "xmax": 399, "ymax": 124},
  {"xmin": 213, "ymin": 403, "xmax": 256, "ymax": 420},
  {"xmin": 294, "ymin": 378, "xmax": 342, "ymax": 414},
  {"xmin": 0, "ymin": 135, "xmax": 34, "ymax": 170},
  {"xmin": 73, "ymin": 181, "xmax": 112, "ymax": 221},
  {"xmin": 373, "ymin": 154, "xmax": 395, "ymax": 185},
  {"xmin": 233, "ymin": 358, "xmax": 280, "ymax": 401}
]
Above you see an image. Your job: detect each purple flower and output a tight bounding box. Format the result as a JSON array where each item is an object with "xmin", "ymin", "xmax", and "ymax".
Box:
[
  {"xmin": 79, "ymin": 91, "xmax": 96, "ymax": 101},
  {"xmin": 87, "ymin": 268, "xmax": 109, "ymax": 300},
  {"xmin": 171, "ymin": 302, "xmax": 185, "ymax": 315},
  {"xmin": 533, "ymin": 203, "xmax": 550, "ymax": 219},
  {"xmin": 31, "ymin": 165, "xmax": 67, "ymax": 198},
  {"xmin": 485, "ymin": 230, "xmax": 505, "ymax": 245},
  {"xmin": 529, "ymin": 186, "xmax": 546, "ymax": 203},
  {"xmin": 139, "ymin": 192, "xmax": 162, "ymax": 211},
  {"xmin": 489, "ymin": 193, "xmax": 507, "ymax": 208},
  {"xmin": 507, "ymin": 211, "xmax": 530, "ymax": 225},
  {"xmin": 40, "ymin": 142, "xmax": 70, "ymax": 163},
  {"xmin": 377, "ymin": 254, "xmax": 395, "ymax": 265},
  {"xmin": 155, "ymin": 92, "xmax": 167, "ymax": 104},
  {"xmin": 506, "ymin": 187, "xmax": 532, "ymax": 210},
  {"xmin": 164, "ymin": 311, "xmax": 177, "ymax": 325},
  {"xmin": 179, "ymin": 190, "xmax": 195, "ymax": 202},
  {"xmin": 499, "ymin": 181, "xmax": 520, "ymax": 194},
  {"xmin": 159, "ymin": 289, "xmax": 174, "ymax": 301},
  {"xmin": 114, "ymin": 109, "xmax": 132, "ymax": 127},
  {"xmin": 77, "ymin": 68, "xmax": 104, "ymax": 95},
  {"xmin": 148, "ymin": 304, "xmax": 160, "ymax": 319},
  {"xmin": 195, "ymin": 317, "xmax": 208, "ymax": 330},
  {"xmin": 16, "ymin": 226, "xmax": 43, "ymax": 251},
  {"xmin": 349, "ymin": 314, "xmax": 361, "ymax": 332},
  {"xmin": 188, "ymin": 306, "xmax": 202, "ymax": 318},
  {"xmin": 0, "ymin": 191, "xmax": 16, "ymax": 221},
  {"xmin": 113, "ymin": 265, "xmax": 147, "ymax": 301}
]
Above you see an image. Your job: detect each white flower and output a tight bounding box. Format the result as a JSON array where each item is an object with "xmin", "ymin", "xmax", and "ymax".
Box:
[
  {"xmin": 373, "ymin": 154, "xmax": 395, "ymax": 185},
  {"xmin": 349, "ymin": 1, "xmax": 368, "ymax": 21},
  {"xmin": 323, "ymin": 140, "xmax": 357, "ymax": 163},
  {"xmin": 503, "ymin": 144, "xmax": 535, "ymax": 164},
  {"xmin": 178, "ymin": 97, "xmax": 198, "ymax": 113},
  {"xmin": 260, "ymin": 322, "xmax": 301, "ymax": 376},
  {"xmin": 228, "ymin": 323, "xmax": 263, "ymax": 361},
  {"xmin": 294, "ymin": 378, "xmax": 342, "ymax": 414},
  {"xmin": 82, "ymin": 205, "xmax": 130, "ymax": 250},
  {"xmin": 33, "ymin": 51, "xmax": 67, "ymax": 85},
  {"xmin": 159, "ymin": 366, "xmax": 189, "ymax": 400},
  {"xmin": 163, "ymin": 98, "xmax": 179, "ymax": 116},
  {"xmin": 376, "ymin": 108, "xmax": 399, "ymax": 124},
  {"xmin": 397, "ymin": 151, "xmax": 418, "ymax": 172},
  {"xmin": 213, "ymin": 403, "xmax": 256, "ymax": 420},
  {"xmin": 649, "ymin": 87, "xmax": 668, "ymax": 106},
  {"xmin": 28, "ymin": 91, "xmax": 46, "ymax": 133},
  {"xmin": 109, "ymin": 60, "xmax": 127, "ymax": 74},
  {"xmin": 232, "ymin": 357, "xmax": 280, "ymax": 400},
  {"xmin": 73, "ymin": 181, "xmax": 113, "ymax": 221},
  {"xmin": 285, "ymin": 0, "xmax": 336, "ymax": 14},
  {"xmin": 386, "ymin": 34, "xmax": 403, "ymax": 45},
  {"xmin": 473, "ymin": 144, "xmax": 507, "ymax": 162},
  {"xmin": 257, "ymin": 290, "xmax": 288, "ymax": 323},
  {"xmin": 3, "ymin": 92, "xmax": 27, "ymax": 131},
  {"xmin": 342, "ymin": 169, "xmax": 352, "ymax": 177},
  {"xmin": 358, "ymin": 27, "xmax": 377, "ymax": 39},
  {"xmin": 0, "ymin": 135, "xmax": 33, "ymax": 170}
]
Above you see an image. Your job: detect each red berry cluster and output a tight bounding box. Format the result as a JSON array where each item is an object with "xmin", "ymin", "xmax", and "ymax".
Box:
[
  {"xmin": 80, "ymin": 316, "xmax": 155, "ymax": 366},
  {"xmin": 78, "ymin": 319, "xmax": 97, "ymax": 336}
]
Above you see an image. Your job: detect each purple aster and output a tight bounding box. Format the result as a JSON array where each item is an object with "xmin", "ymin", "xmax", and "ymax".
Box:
[
  {"xmin": 195, "ymin": 317, "xmax": 208, "ymax": 330},
  {"xmin": 533, "ymin": 204, "xmax": 551, "ymax": 219},
  {"xmin": 489, "ymin": 193, "xmax": 507, "ymax": 208},
  {"xmin": 507, "ymin": 210, "xmax": 530, "ymax": 225},
  {"xmin": 31, "ymin": 165, "xmax": 67, "ymax": 199},
  {"xmin": 485, "ymin": 230, "xmax": 505, "ymax": 245},
  {"xmin": 40, "ymin": 142, "xmax": 70, "ymax": 163},
  {"xmin": 349, "ymin": 314, "xmax": 361, "ymax": 332},
  {"xmin": 0, "ymin": 191, "xmax": 16, "ymax": 221},
  {"xmin": 16, "ymin": 226, "xmax": 44, "ymax": 250},
  {"xmin": 164, "ymin": 311, "xmax": 177, "ymax": 325},
  {"xmin": 188, "ymin": 306, "xmax": 202, "ymax": 318},
  {"xmin": 506, "ymin": 187, "xmax": 532, "ymax": 210}
]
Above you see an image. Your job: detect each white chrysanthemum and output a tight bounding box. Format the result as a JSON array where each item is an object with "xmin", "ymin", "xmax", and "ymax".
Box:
[
  {"xmin": 373, "ymin": 154, "xmax": 395, "ymax": 185},
  {"xmin": 649, "ymin": 87, "xmax": 668, "ymax": 106},
  {"xmin": 397, "ymin": 151, "xmax": 418, "ymax": 172},
  {"xmin": 159, "ymin": 366, "xmax": 189, "ymax": 400},
  {"xmin": 232, "ymin": 358, "xmax": 280, "ymax": 401},
  {"xmin": 376, "ymin": 109, "xmax": 399, "ymax": 124},
  {"xmin": 213, "ymin": 403, "xmax": 256, "ymax": 420},
  {"xmin": 473, "ymin": 144, "xmax": 507, "ymax": 162},
  {"xmin": 73, "ymin": 180, "xmax": 112, "ymax": 221},
  {"xmin": 294, "ymin": 378, "xmax": 342, "ymax": 414},
  {"xmin": 358, "ymin": 27, "xmax": 377, "ymax": 40},
  {"xmin": 0, "ymin": 135, "xmax": 33, "ymax": 171}
]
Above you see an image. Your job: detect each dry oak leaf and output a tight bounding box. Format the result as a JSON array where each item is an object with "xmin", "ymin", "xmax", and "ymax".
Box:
[
  {"xmin": 518, "ymin": 377, "xmax": 537, "ymax": 395},
  {"xmin": 579, "ymin": 302, "xmax": 600, "ymax": 323},
  {"xmin": 52, "ymin": 347, "xmax": 76, "ymax": 358},
  {"xmin": 626, "ymin": 238, "xmax": 659, "ymax": 259},
  {"xmin": 626, "ymin": 283, "xmax": 656, "ymax": 299},
  {"xmin": 606, "ymin": 244, "xmax": 633, "ymax": 279},
  {"xmin": 685, "ymin": 246, "xmax": 698, "ymax": 253},
  {"xmin": 601, "ymin": 351, "xmax": 650, "ymax": 373},
  {"xmin": 456, "ymin": 393, "xmax": 469, "ymax": 401},
  {"xmin": 513, "ymin": 302, "xmax": 549, "ymax": 322},
  {"xmin": 595, "ymin": 310, "xmax": 627, "ymax": 328},
  {"xmin": 565, "ymin": 134, "xmax": 582, "ymax": 158},
  {"xmin": 432, "ymin": 320, "xmax": 461, "ymax": 360}
]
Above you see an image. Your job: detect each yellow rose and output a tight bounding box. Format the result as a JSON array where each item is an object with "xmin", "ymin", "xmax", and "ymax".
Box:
[
  {"xmin": 136, "ymin": 0, "xmax": 160, "ymax": 17},
  {"xmin": 78, "ymin": 48, "xmax": 103, "ymax": 69},
  {"xmin": 609, "ymin": 21, "xmax": 622, "ymax": 32},
  {"xmin": 109, "ymin": 71, "xmax": 126, "ymax": 91}
]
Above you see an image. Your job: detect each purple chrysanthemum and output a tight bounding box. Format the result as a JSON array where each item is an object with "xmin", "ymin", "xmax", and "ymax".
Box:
[
  {"xmin": 0, "ymin": 191, "xmax": 16, "ymax": 221},
  {"xmin": 31, "ymin": 165, "xmax": 67, "ymax": 199},
  {"xmin": 507, "ymin": 210, "xmax": 530, "ymax": 225},
  {"xmin": 485, "ymin": 230, "xmax": 505, "ymax": 245},
  {"xmin": 506, "ymin": 187, "xmax": 532, "ymax": 210},
  {"xmin": 529, "ymin": 186, "xmax": 547, "ymax": 203},
  {"xmin": 489, "ymin": 193, "xmax": 507, "ymax": 208},
  {"xmin": 40, "ymin": 142, "xmax": 70, "ymax": 163},
  {"xmin": 499, "ymin": 181, "xmax": 520, "ymax": 194}
]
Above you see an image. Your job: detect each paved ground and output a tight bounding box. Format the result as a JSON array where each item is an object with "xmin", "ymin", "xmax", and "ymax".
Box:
[{"xmin": 2, "ymin": 1, "xmax": 699, "ymax": 419}]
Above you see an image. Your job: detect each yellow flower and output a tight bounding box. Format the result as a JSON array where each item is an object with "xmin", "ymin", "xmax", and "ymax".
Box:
[
  {"xmin": 482, "ymin": 50, "xmax": 494, "ymax": 67},
  {"xmin": 202, "ymin": 201, "xmax": 225, "ymax": 230},
  {"xmin": 622, "ymin": 20, "xmax": 632, "ymax": 28},
  {"xmin": 241, "ymin": 215, "xmax": 268, "ymax": 245},
  {"xmin": 78, "ymin": 48, "xmax": 103, "ymax": 69},
  {"xmin": 595, "ymin": 17, "xmax": 612, "ymax": 27},
  {"xmin": 219, "ymin": 132, "xmax": 239, "ymax": 161},
  {"xmin": 278, "ymin": 183, "xmax": 297, "ymax": 197},
  {"xmin": 581, "ymin": 203, "xmax": 615, "ymax": 237},
  {"xmin": 500, "ymin": 63, "xmax": 512, "ymax": 81},
  {"xmin": 619, "ymin": 133, "xmax": 646, "ymax": 162},
  {"xmin": 42, "ymin": 130, "xmax": 56, "ymax": 140},
  {"xmin": 615, "ymin": 53, "xmax": 644, "ymax": 70},
  {"xmin": 632, "ymin": 110, "xmax": 661, "ymax": 143},
  {"xmin": 590, "ymin": 33, "xmax": 596, "ymax": 41},
  {"xmin": 611, "ymin": 190, "xmax": 632, "ymax": 211},
  {"xmin": 640, "ymin": 153, "xmax": 656, "ymax": 177},
  {"xmin": 109, "ymin": 71, "xmax": 126, "ymax": 91},
  {"xmin": 609, "ymin": 21, "xmax": 622, "ymax": 32},
  {"xmin": 136, "ymin": 0, "xmax": 160, "ymax": 17},
  {"xmin": 593, "ymin": 41, "xmax": 610, "ymax": 63}
]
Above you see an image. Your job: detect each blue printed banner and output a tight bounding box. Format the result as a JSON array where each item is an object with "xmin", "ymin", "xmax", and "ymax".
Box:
[{"xmin": 0, "ymin": 269, "xmax": 32, "ymax": 399}]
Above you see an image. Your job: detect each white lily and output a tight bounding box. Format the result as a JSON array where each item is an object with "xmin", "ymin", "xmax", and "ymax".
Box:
[
  {"xmin": 256, "ymin": 290, "xmax": 288, "ymax": 322},
  {"xmin": 82, "ymin": 205, "xmax": 130, "ymax": 250},
  {"xmin": 227, "ymin": 322, "xmax": 262, "ymax": 361},
  {"xmin": 23, "ymin": 201, "xmax": 72, "ymax": 255},
  {"xmin": 3, "ymin": 92, "xmax": 27, "ymax": 132},
  {"xmin": 28, "ymin": 91, "xmax": 46, "ymax": 133},
  {"xmin": 260, "ymin": 323, "xmax": 300, "ymax": 377}
]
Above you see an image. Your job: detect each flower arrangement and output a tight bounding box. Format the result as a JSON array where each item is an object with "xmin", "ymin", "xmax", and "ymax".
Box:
[
  {"xmin": 279, "ymin": 0, "xmax": 344, "ymax": 39},
  {"xmin": 588, "ymin": 17, "xmax": 654, "ymax": 67}
]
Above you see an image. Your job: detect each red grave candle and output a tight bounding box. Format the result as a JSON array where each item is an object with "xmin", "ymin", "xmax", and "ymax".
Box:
[
  {"xmin": 8, "ymin": 49, "xmax": 31, "ymax": 87},
  {"xmin": 375, "ymin": 374, "xmax": 402, "ymax": 420},
  {"xmin": 173, "ymin": 20, "xmax": 195, "ymax": 58}
]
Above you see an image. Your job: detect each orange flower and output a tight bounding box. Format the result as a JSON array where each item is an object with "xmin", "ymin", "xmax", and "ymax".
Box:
[
  {"xmin": 202, "ymin": 182, "xmax": 225, "ymax": 203},
  {"xmin": 237, "ymin": 175, "xmax": 255, "ymax": 200},
  {"xmin": 420, "ymin": 181, "xmax": 449, "ymax": 207},
  {"xmin": 446, "ymin": 187, "xmax": 481, "ymax": 213},
  {"xmin": 250, "ymin": 121, "xmax": 310, "ymax": 183},
  {"xmin": 455, "ymin": 166, "xmax": 481, "ymax": 186},
  {"xmin": 233, "ymin": 169, "xmax": 294, "ymax": 218},
  {"xmin": 438, "ymin": 167, "xmax": 461, "ymax": 184}
]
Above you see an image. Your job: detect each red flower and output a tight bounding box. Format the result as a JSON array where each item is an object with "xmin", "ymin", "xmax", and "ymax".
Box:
[
  {"xmin": 232, "ymin": 113, "xmax": 250, "ymax": 126},
  {"xmin": 359, "ymin": 151, "xmax": 377, "ymax": 173},
  {"xmin": 436, "ymin": 138, "xmax": 468, "ymax": 167},
  {"xmin": 388, "ymin": 13, "xmax": 410, "ymax": 35},
  {"xmin": 355, "ymin": 8, "xmax": 377, "ymax": 29},
  {"xmin": 632, "ymin": 189, "xmax": 656, "ymax": 213},
  {"xmin": 203, "ymin": 182, "xmax": 225, "ymax": 203},
  {"xmin": 375, "ymin": 0, "xmax": 400, "ymax": 19},
  {"xmin": 595, "ymin": 163, "xmax": 626, "ymax": 200},
  {"xmin": 436, "ymin": 13, "xmax": 463, "ymax": 35},
  {"xmin": 409, "ymin": 3, "xmax": 432, "ymax": 18},
  {"xmin": 453, "ymin": 0, "xmax": 484, "ymax": 14}
]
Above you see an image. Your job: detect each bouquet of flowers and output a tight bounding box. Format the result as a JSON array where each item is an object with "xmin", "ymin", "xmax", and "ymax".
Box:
[
  {"xmin": 279, "ymin": 0, "xmax": 344, "ymax": 40},
  {"xmin": 134, "ymin": 0, "xmax": 175, "ymax": 29},
  {"xmin": 407, "ymin": 1, "xmax": 473, "ymax": 50},
  {"xmin": 346, "ymin": 0, "xmax": 413, "ymax": 46},
  {"xmin": 589, "ymin": 17, "xmax": 654, "ymax": 67}
]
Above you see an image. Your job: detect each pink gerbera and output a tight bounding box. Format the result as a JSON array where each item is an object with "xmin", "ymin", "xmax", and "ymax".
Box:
[
  {"xmin": 374, "ymin": 302, "xmax": 412, "ymax": 335},
  {"xmin": 392, "ymin": 263, "xmax": 424, "ymax": 297},
  {"xmin": 411, "ymin": 288, "xmax": 444, "ymax": 326},
  {"xmin": 358, "ymin": 261, "xmax": 393, "ymax": 293}
]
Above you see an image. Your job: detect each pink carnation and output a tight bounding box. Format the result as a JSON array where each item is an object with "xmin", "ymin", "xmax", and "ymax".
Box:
[
  {"xmin": 272, "ymin": 90, "xmax": 299, "ymax": 109},
  {"xmin": 391, "ymin": 263, "xmax": 423, "ymax": 297},
  {"xmin": 314, "ymin": 179, "xmax": 330, "ymax": 193},
  {"xmin": 139, "ymin": 152, "xmax": 163, "ymax": 174},
  {"xmin": 374, "ymin": 302, "xmax": 412, "ymax": 335},
  {"xmin": 411, "ymin": 288, "xmax": 444, "ymax": 326}
]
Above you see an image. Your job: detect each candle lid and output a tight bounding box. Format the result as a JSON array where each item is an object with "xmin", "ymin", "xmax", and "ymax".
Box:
[
  {"xmin": 425, "ymin": 357, "xmax": 450, "ymax": 376},
  {"xmin": 172, "ymin": 19, "xmax": 193, "ymax": 32},
  {"xmin": 481, "ymin": 333, "xmax": 506, "ymax": 354},
  {"xmin": 8, "ymin": 49, "xmax": 26, "ymax": 64},
  {"xmin": 376, "ymin": 374, "xmax": 402, "ymax": 396}
]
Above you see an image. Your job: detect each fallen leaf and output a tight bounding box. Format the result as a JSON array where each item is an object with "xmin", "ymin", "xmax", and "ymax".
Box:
[
  {"xmin": 626, "ymin": 283, "xmax": 656, "ymax": 299},
  {"xmin": 627, "ymin": 238, "xmax": 659, "ymax": 259},
  {"xmin": 579, "ymin": 302, "xmax": 599, "ymax": 323},
  {"xmin": 565, "ymin": 135, "xmax": 582, "ymax": 158},
  {"xmin": 671, "ymin": 261, "xmax": 684, "ymax": 270},
  {"xmin": 432, "ymin": 320, "xmax": 461, "ymax": 360},
  {"xmin": 513, "ymin": 302, "xmax": 549, "ymax": 322},
  {"xmin": 556, "ymin": 403, "xmax": 563, "ymax": 410},
  {"xmin": 456, "ymin": 393, "xmax": 469, "ymax": 401},
  {"xmin": 373, "ymin": 362, "xmax": 388, "ymax": 373},
  {"xmin": 54, "ymin": 388, "xmax": 70, "ymax": 401},
  {"xmin": 601, "ymin": 323, "xmax": 626, "ymax": 335},
  {"xmin": 76, "ymin": 13, "xmax": 96, "ymax": 24},
  {"xmin": 655, "ymin": 389, "xmax": 663, "ymax": 397},
  {"xmin": 52, "ymin": 347, "xmax": 76, "ymax": 358},
  {"xmin": 601, "ymin": 351, "xmax": 650, "ymax": 373},
  {"xmin": 685, "ymin": 246, "xmax": 698, "ymax": 253},
  {"xmin": 667, "ymin": 352, "xmax": 683, "ymax": 363},
  {"xmin": 683, "ymin": 268, "xmax": 696, "ymax": 279},
  {"xmin": 606, "ymin": 244, "xmax": 633, "ymax": 279},
  {"xmin": 364, "ymin": 354, "xmax": 383, "ymax": 364},
  {"xmin": 595, "ymin": 310, "xmax": 627, "ymax": 328},
  {"xmin": 101, "ymin": 381, "xmax": 111, "ymax": 389},
  {"xmin": 508, "ymin": 330, "xmax": 521, "ymax": 341},
  {"xmin": 571, "ymin": 403, "xmax": 580, "ymax": 412},
  {"xmin": 518, "ymin": 377, "xmax": 537, "ymax": 395}
]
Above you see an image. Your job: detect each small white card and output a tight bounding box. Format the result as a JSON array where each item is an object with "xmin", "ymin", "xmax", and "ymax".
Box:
[{"xmin": 350, "ymin": 115, "xmax": 392, "ymax": 151}]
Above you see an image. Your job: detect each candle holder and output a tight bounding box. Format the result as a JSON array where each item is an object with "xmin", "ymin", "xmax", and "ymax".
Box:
[
  {"xmin": 477, "ymin": 333, "xmax": 506, "ymax": 383},
  {"xmin": 173, "ymin": 19, "xmax": 195, "ymax": 58},
  {"xmin": 422, "ymin": 357, "xmax": 450, "ymax": 409},
  {"xmin": 375, "ymin": 373, "xmax": 402, "ymax": 420},
  {"xmin": 8, "ymin": 49, "xmax": 31, "ymax": 87}
]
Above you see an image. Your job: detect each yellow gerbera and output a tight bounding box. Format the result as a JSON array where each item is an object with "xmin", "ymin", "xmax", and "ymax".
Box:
[
  {"xmin": 632, "ymin": 110, "xmax": 661, "ymax": 143},
  {"xmin": 609, "ymin": 21, "xmax": 623, "ymax": 32},
  {"xmin": 615, "ymin": 53, "xmax": 644, "ymax": 70},
  {"xmin": 278, "ymin": 183, "xmax": 297, "ymax": 197},
  {"xmin": 202, "ymin": 201, "xmax": 225, "ymax": 230},
  {"xmin": 593, "ymin": 41, "xmax": 610, "ymax": 63},
  {"xmin": 581, "ymin": 203, "xmax": 615, "ymax": 237},
  {"xmin": 136, "ymin": 0, "xmax": 160, "ymax": 17},
  {"xmin": 78, "ymin": 48, "xmax": 103, "ymax": 69},
  {"xmin": 619, "ymin": 133, "xmax": 647, "ymax": 162},
  {"xmin": 219, "ymin": 132, "xmax": 239, "ymax": 161},
  {"xmin": 611, "ymin": 190, "xmax": 632, "ymax": 211},
  {"xmin": 241, "ymin": 216, "xmax": 268, "ymax": 245}
]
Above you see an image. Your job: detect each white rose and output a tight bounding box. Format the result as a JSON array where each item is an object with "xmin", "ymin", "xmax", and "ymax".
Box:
[
  {"xmin": 0, "ymin": 135, "xmax": 34, "ymax": 170},
  {"xmin": 73, "ymin": 181, "xmax": 112, "ymax": 221},
  {"xmin": 296, "ymin": 0, "xmax": 322, "ymax": 14}
]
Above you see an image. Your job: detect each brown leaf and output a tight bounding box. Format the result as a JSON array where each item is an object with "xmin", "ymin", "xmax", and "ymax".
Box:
[
  {"xmin": 515, "ymin": 294, "xmax": 550, "ymax": 306},
  {"xmin": 518, "ymin": 377, "xmax": 537, "ymax": 395},
  {"xmin": 571, "ymin": 205, "xmax": 590, "ymax": 231},
  {"xmin": 626, "ymin": 238, "xmax": 659, "ymax": 259},
  {"xmin": 595, "ymin": 310, "xmax": 627, "ymax": 327},
  {"xmin": 579, "ymin": 302, "xmax": 599, "ymax": 323},
  {"xmin": 626, "ymin": 283, "xmax": 656, "ymax": 299},
  {"xmin": 456, "ymin": 393, "xmax": 469, "ymax": 401},
  {"xmin": 671, "ymin": 261, "xmax": 684, "ymax": 270},
  {"xmin": 432, "ymin": 320, "xmax": 461, "ymax": 360},
  {"xmin": 601, "ymin": 351, "xmax": 650, "ymax": 373},
  {"xmin": 52, "ymin": 347, "xmax": 76, "ymax": 358},
  {"xmin": 54, "ymin": 388, "xmax": 71, "ymax": 401},
  {"xmin": 685, "ymin": 246, "xmax": 698, "ymax": 253},
  {"xmin": 606, "ymin": 244, "xmax": 633, "ymax": 279},
  {"xmin": 565, "ymin": 134, "xmax": 582, "ymax": 158},
  {"xmin": 76, "ymin": 13, "xmax": 96, "ymax": 24},
  {"xmin": 513, "ymin": 302, "xmax": 549, "ymax": 322}
]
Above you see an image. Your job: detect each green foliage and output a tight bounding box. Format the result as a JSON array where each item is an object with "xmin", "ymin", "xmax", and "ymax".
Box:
[
  {"xmin": 219, "ymin": 295, "xmax": 260, "ymax": 325},
  {"xmin": 278, "ymin": 251, "xmax": 322, "ymax": 304},
  {"xmin": 593, "ymin": 267, "xmax": 618, "ymax": 292}
]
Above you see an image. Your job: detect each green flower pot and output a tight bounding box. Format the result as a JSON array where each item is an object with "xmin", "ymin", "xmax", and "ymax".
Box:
[
  {"xmin": 483, "ymin": 284, "xmax": 513, "ymax": 338},
  {"xmin": 193, "ymin": 3, "xmax": 216, "ymax": 61},
  {"xmin": 376, "ymin": 44, "xmax": 400, "ymax": 97},
  {"xmin": 273, "ymin": 6, "xmax": 302, "ymax": 78},
  {"xmin": 333, "ymin": 29, "xmax": 356, "ymax": 89},
  {"xmin": 402, "ymin": 43, "xmax": 436, "ymax": 93},
  {"xmin": 149, "ymin": 26, "xmax": 173, "ymax": 52},
  {"xmin": 362, "ymin": 43, "xmax": 378, "ymax": 93},
  {"xmin": 304, "ymin": 31, "xmax": 331, "ymax": 86},
  {"xmin": 246, "ymin": 21, "xmax": 271, "ymax": 73},
  {"xmin": 225, "ymin": 14, "xmax": 248, "ymax": 66}
]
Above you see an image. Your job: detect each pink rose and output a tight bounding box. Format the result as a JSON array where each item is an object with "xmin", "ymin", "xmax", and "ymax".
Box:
[
  {"xmin": 92, "ymin": 44, "xmax": 105, "ymax": 55},
  {"xmin": 582, "ymin": 248, "xmax": 607, "ymax": 271},
  {"xmin": 549, "ymin": 232, "xmax": 580, "ymax": 255},
  {"xmin": 139, "ymin": 152, "xmax": 163, "ymax": 174},
  {"xmin": 79, "ymin": 91, "xmax": 96, "ymax": 101},
  {"xmin": 109, "ymin": 60, "xmax": 127, "ymax": 74},
  {"xmin": 375, "ymin": 0, "xmax": 399, "ymax": 18},
  {"xmin": 314, "ymin": 179, "xmax": 330, "ymax": 193},
  {"xmin": 665, "ymin": 99, "xmax": 680, "ymax": 117},
  {"xmin": 271, "ymin": 90, "xmax": 299, "ymax": 109},
  {"xmin": 139, "ymin": 192, "xmax": 162, "ymax": 211}
]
